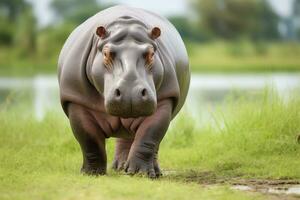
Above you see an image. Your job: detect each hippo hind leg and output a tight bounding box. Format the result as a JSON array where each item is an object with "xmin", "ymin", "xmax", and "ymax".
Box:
[
  {"xmin": 112, "ymin": 138, "xmax": 133, "ymax": 171},
  {"xmin": 68, "ymin": 103, "xmax": 107, "ymax": 175},
  {"xmin": 153, "ymin": 150, "xmax": 162, "ymax": 177}
]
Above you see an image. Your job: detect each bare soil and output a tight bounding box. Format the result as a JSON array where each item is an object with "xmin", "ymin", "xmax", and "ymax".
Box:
[{"xmin": 163, "ymin": 170, "xmax": 300, "ymax": 200}]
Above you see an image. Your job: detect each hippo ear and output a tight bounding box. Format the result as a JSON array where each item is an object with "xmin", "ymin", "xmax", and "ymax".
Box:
[
  {"xmin": 150, "ymin": 27, "xmax": 161, "ymax": 40},
  {"xmin": 96, "ymin": 26, "xmax": 107, "ymax": 39}
]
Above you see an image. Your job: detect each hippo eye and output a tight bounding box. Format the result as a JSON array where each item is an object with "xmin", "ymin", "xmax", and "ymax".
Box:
[
  {"xmin": 102, "ymin": 48, "xmax": 115, "ymax": 68},
  {"xmin": 110, "ymin": 51, "xmax": 116, "ymax": 59},
  {"xmin": 143, "ymin": 48, "xmax": 155, "ymax": 69}
]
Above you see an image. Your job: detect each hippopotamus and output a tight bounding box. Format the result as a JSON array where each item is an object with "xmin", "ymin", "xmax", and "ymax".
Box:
[{"xmin": 58, "ymin": 5, "xmax": 190, "ymax": 178}]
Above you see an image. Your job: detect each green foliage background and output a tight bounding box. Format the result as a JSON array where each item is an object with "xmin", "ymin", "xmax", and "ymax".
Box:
[{"xmin": 0, "ymin": 0, "xmax": 300, "ymax": 76}]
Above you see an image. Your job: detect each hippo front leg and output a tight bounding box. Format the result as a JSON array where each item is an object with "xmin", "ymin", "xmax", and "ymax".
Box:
[
  {"xmin": 124, "ymin": 99, "xmax": 172, "ymax": 178},
  {"xmin": 68, "ymin": 104, "xmax": 107, "ymax": 175}
]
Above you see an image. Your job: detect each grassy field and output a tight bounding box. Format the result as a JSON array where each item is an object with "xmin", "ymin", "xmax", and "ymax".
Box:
[
  {"xmin": 188, "ymin": 41, "xmax": 300, "ymax": 72},
  {"xmin": 1, "ymin": 41, "xmax": 300, "ymax": 76},
  {"xmin": 1, "ymin": 90, "xmax": 300, "ymax": 199}
]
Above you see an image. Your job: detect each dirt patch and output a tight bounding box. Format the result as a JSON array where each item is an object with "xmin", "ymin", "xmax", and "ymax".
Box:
[{"xmin": 163, "ymin": 170, "xmax": 300, "ymax": 199}]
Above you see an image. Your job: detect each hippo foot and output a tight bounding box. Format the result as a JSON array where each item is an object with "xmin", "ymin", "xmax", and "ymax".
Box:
[
  {"xmin": 113, "ymin": 156, "xmax": 162, "ymax": 177},
  {"xmin": 81, "ymin": 166, "xmax": 106, "ymax": 176},
  {"xmin": 124, "ymin": 156, "xmax": 156, "ymax": 178},
  {"xmin": 112, "ymin": 154, "xmax": 127, "ymax": 171},
  {"xmin": 124, "ymin": 156, "xmax": 162, "ymax": 178},
  {"xmin": 153, "ymin": 159, "xmax": 162, "ymax": 177}
]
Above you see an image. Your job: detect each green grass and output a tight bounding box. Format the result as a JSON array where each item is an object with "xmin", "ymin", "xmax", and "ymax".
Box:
[
  {"xmin": 162, "ymin": 90, "xmax": 300, "ymax": 178},
  {"xmin": 188, "ymin": 41, "xmax": 300, "ymax": 72},
  {"xmin": 0, "ymin": 47, "xmax": 58, "ymax": 76},
  {"xmin": 1, "ymin": 90, "xmax": 300, "ymax": 199},
  {"xmin": 0, "ymin": 112, "xmax": 263, "ymax": 200}
]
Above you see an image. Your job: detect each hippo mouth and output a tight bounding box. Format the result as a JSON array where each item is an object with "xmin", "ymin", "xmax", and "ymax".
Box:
[{"xmin": 105, "ymin": 99, "xmax": 156, "ymax": 118}]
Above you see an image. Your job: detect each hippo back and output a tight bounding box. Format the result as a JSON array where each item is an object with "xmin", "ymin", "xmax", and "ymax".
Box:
[{"xmin": 58, "ymin": 5, "xmax": 190, "ymax": 118}]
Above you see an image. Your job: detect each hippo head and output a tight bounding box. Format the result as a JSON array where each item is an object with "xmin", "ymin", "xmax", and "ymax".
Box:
[{"xmin": 90, "ymin": 18, "xmax": 164, "ymax": 118}]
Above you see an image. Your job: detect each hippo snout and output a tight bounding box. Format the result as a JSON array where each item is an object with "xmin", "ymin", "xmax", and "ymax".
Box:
[
  {"xmin": 105, "ymin": 84, "xmax": 157, "ymax": 118},
  {"xmin": 113, "ymin": 87, "xmax": 149, "ymax": 101}
]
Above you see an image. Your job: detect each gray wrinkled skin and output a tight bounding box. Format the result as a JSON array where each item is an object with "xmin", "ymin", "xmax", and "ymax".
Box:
[
  {"xmin": 58, "ymin": 5, "xmax": 189, "ymax": 117},
  {"xmin": 58, "ymin": 5, "xmax": 190, "ymax": 177},
  {"xmin": 97, "ymin": 22, "xmax": 159, "ymax": 118}
]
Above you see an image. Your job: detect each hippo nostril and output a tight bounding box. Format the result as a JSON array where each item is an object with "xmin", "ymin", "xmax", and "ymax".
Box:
[
  {"xmin": 115, "ymin": 88, "xmax": 121, "ymax": 97},
  {"xmin": 141, "ymin": 88, "xmax": 147, "ymax": 97}
]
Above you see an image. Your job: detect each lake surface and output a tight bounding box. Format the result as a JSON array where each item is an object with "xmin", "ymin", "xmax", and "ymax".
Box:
[
  {"xmin": 0, "ymin": 73, "xmax": 300, "ymax": 121},
  {"xmin": 187, "ymin": 73, "xmax": 300, "ymax": 121}
]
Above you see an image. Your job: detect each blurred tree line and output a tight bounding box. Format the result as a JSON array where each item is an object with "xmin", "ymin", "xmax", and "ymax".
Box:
[
  {"xmin": 193, "ymin": 0, "xmax": 279, "ymax": 40},
  {"xmin": 0, "ymin": 0, "xmax": 300, "ymax": 74},
  {"xmin": 173, "ymin": 0, "xmax": 300, "ymax": 42},
  {"xmin": 0, "ymin": 0, "xmax": 36, "ymax": 52},
  {"xmin": 0, "ymin": 0, "xmax": 110, "ymax": 74}
]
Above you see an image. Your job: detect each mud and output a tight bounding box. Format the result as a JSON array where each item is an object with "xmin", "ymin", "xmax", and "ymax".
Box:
[{"xmin": 163, "ymin": 170, "xmax": 300, "ymax": 199}]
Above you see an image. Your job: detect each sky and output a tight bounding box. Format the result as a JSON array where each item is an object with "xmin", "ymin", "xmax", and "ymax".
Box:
[{"xmin": 28, "ymin": 0, "xmax": 294, "ymax": 27}]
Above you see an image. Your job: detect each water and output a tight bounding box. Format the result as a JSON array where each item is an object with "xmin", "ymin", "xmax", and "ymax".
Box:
[
  {"xmin": 0, "ymin": 73, "xmax": 300, "ymax": 120},
  {"xmin": 186, "ymin": 73, "xmax": 300, "ymax": 123},
  {"xmin": 0, "ymin": 76, "xmax": 59, "ymax": 120},
  {"xmin": 232, "ymin": 185, "xmax": 300, "ymax": 196}
]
